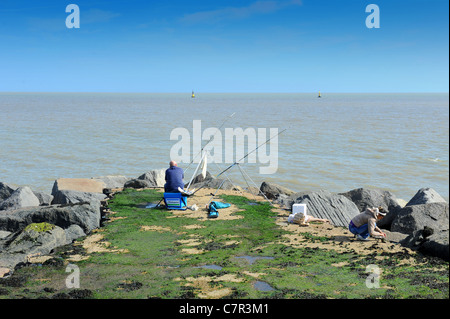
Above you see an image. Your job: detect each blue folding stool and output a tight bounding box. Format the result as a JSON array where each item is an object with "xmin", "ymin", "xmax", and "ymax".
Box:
[{"xmin": 163, "ymin": 193, "xmax": 187, "ymax": 210}]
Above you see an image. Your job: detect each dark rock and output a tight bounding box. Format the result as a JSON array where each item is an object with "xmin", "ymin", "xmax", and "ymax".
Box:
[
  {"xmin": 0, "ymin": 231, "xmax": 12, "ymax": 240},
  {"xmin": 260, "ymin": 181, "xmax": 295, "ymax": 200},
  {"xmin": 117, "ymin": 281, "xmax": 143, "ymax": 292},
  {"xmin": 273, "ymin": 193, "xmax": 290, "ymax": 206},
  {"xmin": 50, "ymin": 289, "xmax": 94, "ymax": 299},
  {"xmin": 185, "ymin": 171, "xmax": 214, "ymax": 187},
  {"xmin": 400, "ymin": 228, "xmax": 449, "ymax": 261},
  {"xmin": 6, "ymin": 223, "xmax": 66, "ymax": 255},
  {"xmin": 42, "ymin": 257, "xmax": 65, "ymax": 268},
  {"xmin": 391, "ymin": 202, "xmax": 449, "ymax": 235},
  {"xmin": 393, "ymin": 201, "xmax": 449, "ymax": 260},
  {"xmin": 0, "ymin": 201, "xmax": 101, "ymax": 234},
  {"xmin": 284, "ymin": 189, "xmax": 360, "ymax": 227},
  {"xmin": 51, "ymin": 189, "xmax": 106, "ymax": 205},
  {"xmin": 0, "ymin": 186, "xmax": 40, "ymax": 211},
  {"xmin": 51, "ymin": 292, "xmax": 70, "ymax": 299},
  {"xmin": 43, "ymin": 287, "xmax": 56, "ymax": 293},
  {"xmin": 422, "ymin": 226, "xmax": 434, "ymax": 238},
  {"xmin": 68, "ymin": 289, "xmax": 94, "ymax": 299},
  {"xmin": 190, "ymin": 178, "xmax": 241, "ymax": 192},
  {"xmin": 0, "ymin": 183, "xmax": 15, "ymax": 201},
  {"xmin": 0, "ymin": 208, "xmax": 94, "ymax": 271},
  {"xmin": 137, "ymin": 169, "xmax": 165, "ymax": 187},
  {"xmin": 0, "ymin": 274, "xmax": 29, "ymax": 287},
  {"xmin": 0, "ymin": 223, "xmax": 67, "ymax": 270},
  {"xmin": 64, "ymin": 224, "xmax": 86, "ymax": 244},
  {"xmin": 420, "ymin": 231, "xmax": 449, "ymax": 261},
  {"xmin": 339, "ymin": 187, "xmax": 403, "ymax": 229},
  {"xmin": 406, "ymin": 188, "xmax": 447, "ymax": 206},
  {"xmin": 32, "ymin": 191, "xmax": 54, "ymax": 206},
  {"xmin": 124, "ymin": 179, "xmax": 151, "ymax": 189},
  {"xmin": 184, "ymin": 170, "xmax": 242, "ymax": 191},
  {"xmin": 0, "ymin": 253, "xmax": 26, "ymax": 272}
]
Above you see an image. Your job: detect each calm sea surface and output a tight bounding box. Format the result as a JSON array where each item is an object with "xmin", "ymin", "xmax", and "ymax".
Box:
[{"xmin": 0, "ymin": 92, "xmax": 448, "ymax": 202}]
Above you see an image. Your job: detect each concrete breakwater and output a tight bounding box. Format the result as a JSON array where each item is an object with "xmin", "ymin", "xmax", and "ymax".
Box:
[{"xmin": 1, "ymin": 169, "xmax": 448, "ymax": 278}]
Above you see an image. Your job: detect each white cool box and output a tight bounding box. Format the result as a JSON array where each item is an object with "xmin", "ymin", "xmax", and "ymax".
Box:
[
  {"xmin": 292, "ymin": 203, "xmax": 307, "ymax": 215},
  {"xmin": 288, "ymin": 203, "xmax": 308, "ymax": 223}
]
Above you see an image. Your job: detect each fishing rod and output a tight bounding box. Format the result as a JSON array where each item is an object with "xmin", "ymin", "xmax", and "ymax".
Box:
[
  {"xmin": 192, "ymin": 127, "xmax": 286, "ymax": 195},
  {"xmin": 215, "ymin": 127, "xmax": 286, "ymax": 178},
  {"xmin": 184, "ymin": 112, "xmax": 236, "ymax": 174}
]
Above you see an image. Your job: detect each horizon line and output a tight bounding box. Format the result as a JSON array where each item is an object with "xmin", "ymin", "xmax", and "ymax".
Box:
[{"xmin": 1, "ymin": 91, "xmax": 449, "ymax": 94}]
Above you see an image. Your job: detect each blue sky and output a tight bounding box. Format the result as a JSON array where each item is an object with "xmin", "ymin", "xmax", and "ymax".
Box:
[{"xmin": 0, "ymin": 0, "xmax": 448, "ymax": 92}]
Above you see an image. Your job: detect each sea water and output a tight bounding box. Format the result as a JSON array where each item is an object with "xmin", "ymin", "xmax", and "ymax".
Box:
[{"xmin": 0, "ymin": 92, "xmax": 448, "ymax": 202}]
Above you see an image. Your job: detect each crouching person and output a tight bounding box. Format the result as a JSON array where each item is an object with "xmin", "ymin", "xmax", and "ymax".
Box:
[{"xmin": 349, "ymin": 207, "xmax": 386, "ymax": 241}]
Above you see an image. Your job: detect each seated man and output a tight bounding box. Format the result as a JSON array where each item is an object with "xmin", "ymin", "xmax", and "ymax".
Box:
[{"xmin": 164, "ymin": 160, "xmax": 184, "ymax": 193}]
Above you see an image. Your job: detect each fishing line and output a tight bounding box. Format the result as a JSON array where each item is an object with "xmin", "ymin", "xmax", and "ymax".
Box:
[
  {"xmin": 183, "ymin": 112, "xmax": 235, "ymax": 175},
  {"xmin": 192, "ymin": 127, "xmax": 286, "ymax": 196}
]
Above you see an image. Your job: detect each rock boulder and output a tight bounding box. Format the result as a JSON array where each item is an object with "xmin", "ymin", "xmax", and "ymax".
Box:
[
  {"xmin": 391, "ymin": 202, "xmax": 449, "ymax": 235},
  {"xmin": 0, "ymin": 223, "xmax": 67, "ymax": 271},
  {"xmin": 52, "ymin": 178, "xmax": 105, "ymax": 195},
  {"xmin": 6, "ymin": 223, "xmax": 66, "ymax": 255},
  {"xmin": 405, "ymin": 188, "xmax": 447, "ymax": 206},
  {"xmin": 0, "ymin": 186, "xmax": 40, "ymax": 211},
  {"xmin": 64, "ymin": 224, "xmax": 86, "ymax": 244},
  {"xmin": 190, "ymin": 178, "xmax": 241, "ymax": 192},
  {"xmin": 124, "ymin": 179, "xmax": 151, "ymax": 189},
  {"xmin": 186, "ymin": 171, "xmax": 213, "ymax": 187},
  {"xmin": 0, "ymin": 182, "xmax": 15, "ymax": 201},
  {"xmin": 400, "ymin": 227, "xmax": 449, "ymax": 261},
  {"xmin": 339, "ymin": 188, "xmax": 404, "ymax": 230},
  {"xmin": 51, "ymin": 189, "xmax": 106, "ymax": 205},
  {"xmin": 137, "ymin": 169, "xmax": 165, "ymax": 187},
  {"xmin": 32, "ymin": 191, "xmax": 54, "ymax": 206},
  {"xmin": 285, "ymin": 189, "xmax": 360, "ymax": 227},
  {"xmin": 0, "ymin": 201, "xmax": 101, "ymax": 234},
  {"xmin": 260, "ymin": 181, "xmax": 295, "ymax": 200}
]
